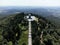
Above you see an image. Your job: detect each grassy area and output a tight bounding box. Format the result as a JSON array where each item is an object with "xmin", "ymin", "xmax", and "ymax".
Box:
[
  {"xmin": 18, "ymin": 30, "xmax": 28, "ymax": 45},
  {"xmin": 8, "ymin": 41, "xmax": 12, "ymax": 45}
]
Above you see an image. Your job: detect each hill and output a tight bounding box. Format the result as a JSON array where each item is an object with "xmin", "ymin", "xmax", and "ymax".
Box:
[{"xmin": 0, "ymin": 13, "xmax": 60, "ymax": 45}]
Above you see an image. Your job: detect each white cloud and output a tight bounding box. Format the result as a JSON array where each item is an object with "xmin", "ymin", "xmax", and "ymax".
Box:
[{"xmin": 0, "ymin": 0, "xmax": 60, "ymax": 6}]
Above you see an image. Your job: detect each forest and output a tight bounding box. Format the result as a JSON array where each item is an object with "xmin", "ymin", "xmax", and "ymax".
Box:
[{"xmin": 0, "ymin": 12, "xmax": 60, "ymax": 45}]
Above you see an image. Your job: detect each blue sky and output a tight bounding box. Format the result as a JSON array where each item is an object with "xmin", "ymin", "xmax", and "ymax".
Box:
[{"xmin": 0, "ymin": 0, "xmax": 60, "ymax": 7}]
